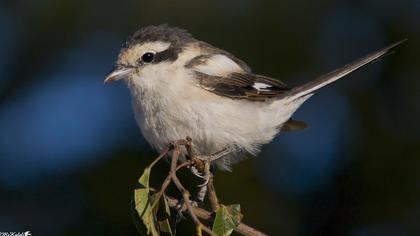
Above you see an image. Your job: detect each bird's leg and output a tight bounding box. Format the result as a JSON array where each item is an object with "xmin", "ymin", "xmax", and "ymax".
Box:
[
  {"xmin": 196, "ymin": 144, "xmax": 240, "ymax": 162},
  {"xmin": 206, "ymin": 174, "xmax": 220, "ymax": 212},
  {"xmin": 196, "ymin": 161, "xmax": 210, "ymax": 202},
  {"xmin": 185, "ymin": 137, "xmax": 239, "ymax": 202},
  {"xmin": 185, "ymin": 138, "xmax": 240, "ymax": 166}
]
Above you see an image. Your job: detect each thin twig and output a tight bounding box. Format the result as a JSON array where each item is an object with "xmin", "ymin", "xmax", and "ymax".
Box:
[
  {"xmin": 170, "ymin": 142, "xmax": 216, "ymax": 236},
  {"xmin": 206, "ymin": 174, "xmax": 220, "ymax": 212},
  {"xmin": 149, "ymin": 144, "xmax": 171, "ymax": 168},
  {"xmin": 150, "ymin": 138, "xmax": 191, "ymax": 209},
  {"xmin": 151, "ymin": 161, "xmax": 191, "ymax": 210}
]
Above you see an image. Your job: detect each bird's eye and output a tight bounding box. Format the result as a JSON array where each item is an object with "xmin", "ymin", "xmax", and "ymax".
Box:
[{"xmin": 141, "ymin": 52, "xmax": 155, "ymax": 63}]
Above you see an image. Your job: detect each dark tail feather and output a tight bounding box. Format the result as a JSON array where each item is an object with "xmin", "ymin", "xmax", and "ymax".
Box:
[
  {"xmin": 280, "ymin": 119, "xmax": 309, "ymax": 131},
  {"xmin": 281, "ymin": 39, "xmax": 407, "ymax": 101}
]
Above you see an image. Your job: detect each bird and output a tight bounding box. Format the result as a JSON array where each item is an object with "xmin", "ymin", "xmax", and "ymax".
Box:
[{"xmin": 105, "ymin": 24, "xmax": 405, "ymax": 172}]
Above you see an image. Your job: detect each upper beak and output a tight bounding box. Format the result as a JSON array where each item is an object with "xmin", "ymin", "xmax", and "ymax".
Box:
[{"xmin": 104, "ymin": 68, "xmax": 134, "ymax": 84}]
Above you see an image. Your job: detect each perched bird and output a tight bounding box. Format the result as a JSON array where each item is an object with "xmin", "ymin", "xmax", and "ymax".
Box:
[{"xmin": 105, "ymin": 24, "xmax": 404, "ymax": 171}]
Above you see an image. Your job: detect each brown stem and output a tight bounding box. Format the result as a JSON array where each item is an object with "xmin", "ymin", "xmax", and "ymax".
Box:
[
  {"xmin": 164, "ymin": 195, "xmax": 267, "ymax": 236},
  {"xmin": 143, "ymin": 137, "xmax": 267, "ymax": 236},
  {"xmin": 206, "ymin": 174, "xmax": 220, "ymax": 212},
  {"xmin": 151, "ymin": 137, "xmax": 191, "ymax": 208},
  {"xmin": 170, "ymin": 142, "xmax": 216, "ymax": 236},
  {"xmin": 151, "ymin": 161, "xmax": 191, "ymax": 210},
  {"xmin": 236, "ymin": 223, "xmax": 268, "ymax": 236},
  {"xmin": 149, "ymin": 144, "xmax": 171, "ymax": 168}
]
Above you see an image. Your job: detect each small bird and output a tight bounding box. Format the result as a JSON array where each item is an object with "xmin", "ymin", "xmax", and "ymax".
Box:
[{"xmin": 105, "ymin": 24, "xmax": 404, "ymax": 171}]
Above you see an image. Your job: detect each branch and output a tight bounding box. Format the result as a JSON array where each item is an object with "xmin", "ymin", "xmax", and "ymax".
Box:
[
  {"xmin": 169, "ymin": 142, "xmax": 216, "ymax": 236},
  {"xmin": 206, "ymin": 175, "xmax": 220, "ymax": 212},
  {"xmin": 164, "ymin": 194, "xmax": 267, "ymax": 236},
  {"xmin": 134, "ymin": 137, "xmax": 268, "ymax": 236}
]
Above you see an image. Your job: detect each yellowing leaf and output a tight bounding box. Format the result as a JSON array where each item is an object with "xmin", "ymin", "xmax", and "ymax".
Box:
[
  {"xmin": 212, "ymin": 204, "xmax": 243, "ymax": 236},
  {"xmin": 134, "ymin": 167, "xmax": 159, "ymax": 236},
  {"xmin": 158, "ymin": 219, "xmax": 173, "ymax": 235}
]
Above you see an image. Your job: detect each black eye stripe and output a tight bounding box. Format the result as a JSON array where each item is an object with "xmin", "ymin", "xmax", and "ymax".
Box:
[
  {"xmin": 153, "ymin": 47, "xmax": 179, "ymax": 63},
  {"xmin": 137, "ymin": 46, "xmax": 180, "ymax": 65}
]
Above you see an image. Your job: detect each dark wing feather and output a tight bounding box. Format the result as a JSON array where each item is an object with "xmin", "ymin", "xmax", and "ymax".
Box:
[{"xmin": 195, "ymin": 71, "xmax": 290, "ymax": 101}]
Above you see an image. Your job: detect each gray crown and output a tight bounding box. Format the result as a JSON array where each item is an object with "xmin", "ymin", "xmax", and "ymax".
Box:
[{"xmin": 124, "ymin": 24, "xmax": 195, "ymax": 49}]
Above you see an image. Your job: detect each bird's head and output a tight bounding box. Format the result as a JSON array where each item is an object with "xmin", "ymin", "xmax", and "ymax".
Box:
[{"xmin": 104, "ymin": 24, "xmax": 195, "ymax": 84}]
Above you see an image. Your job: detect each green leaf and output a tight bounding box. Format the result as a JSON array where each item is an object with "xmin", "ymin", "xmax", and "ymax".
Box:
[
  {"xmin": 134, "ymin": 167, "xmax": 160, "ymax": 236},
  {"xmin": 157, "ymin": 195, "xmax": 173, "ymax": 235},
  {"xmin": 212, "ymin": 204, "xmax": 243, "ymax": 236},
  {"xmin": 158, "ymin": 219, "xmax": 173, "ymax": 235}
]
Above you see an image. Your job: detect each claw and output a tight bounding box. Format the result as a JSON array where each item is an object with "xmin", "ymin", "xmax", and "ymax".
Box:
[
  {"xmin": 190, "ymin": 166, "xmax": 204, "ymax": 178},
  {"xmin": 190, "ymin": 200, "xmax": 199, "ymax": 207},
  {"xmin": 186, "ymin": 140, "xmax": 239, "ymax": 202},
  {"xmin": 197, "ymin": 179, "xmax": 209, "ymax": 188},
  {"xmin": 197, "ymin": 173, "xmax": 210, "ymax": 187},
  {"xmin": 175, "ymin": 200, "xmax": 186, "ymax": 213},
  {"xmin": 196, "ymin": 161, "xmax": 211, "ymax": 201}
]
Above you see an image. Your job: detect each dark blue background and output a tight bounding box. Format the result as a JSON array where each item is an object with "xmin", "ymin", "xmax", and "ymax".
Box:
[{"xmin": 0, "ymin": 0, "xmax": 419, "ymax": 235}]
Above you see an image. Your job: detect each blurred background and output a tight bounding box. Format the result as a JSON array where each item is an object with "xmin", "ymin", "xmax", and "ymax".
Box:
[{"xmin": 0, "ymin": 0, "xmax": 419, "ymax": 235}]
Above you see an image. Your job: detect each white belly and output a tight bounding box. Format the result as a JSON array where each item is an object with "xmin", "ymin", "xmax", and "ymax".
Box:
[{"xmin": 130, "ymin": 85, "xmax": 308, "ymax": 170}]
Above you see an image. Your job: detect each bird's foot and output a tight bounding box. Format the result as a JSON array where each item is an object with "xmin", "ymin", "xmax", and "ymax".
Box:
[
  {"xmin": 195, "ymin": 144, "xmax": 240, "ymax": 162},
  {"xmin": 189, "ymin": 159, "xmax": 211, "ymax": 202},
  {"xmin": 184, "ymin": 137, "xmax": 239, "ymax": 202}
]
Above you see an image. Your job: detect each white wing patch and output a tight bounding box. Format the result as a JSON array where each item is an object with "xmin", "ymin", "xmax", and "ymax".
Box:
[
  {"xmin": 194, "ymin": 54, "xmax": 243, "ymax": 76},
  {"xmin": 252, "ymin": 82, "xmax": 272, "ymax": 91}
]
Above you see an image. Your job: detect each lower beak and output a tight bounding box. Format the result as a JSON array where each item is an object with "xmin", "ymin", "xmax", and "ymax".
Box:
[{"xmin": 104, "ymin": 68, "xmax": 134, "ymax": 84}]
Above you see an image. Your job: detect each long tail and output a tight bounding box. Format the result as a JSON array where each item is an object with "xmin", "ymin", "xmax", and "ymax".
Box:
[{"xmin": 280, "ymin": 39, "xmax": 407, "ymax": 101}]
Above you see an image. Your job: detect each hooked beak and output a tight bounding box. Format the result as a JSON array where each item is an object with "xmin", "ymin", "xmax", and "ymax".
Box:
[{"xmin": 104, "ymin": 67, "xmax": 134, "ymax": 84}]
